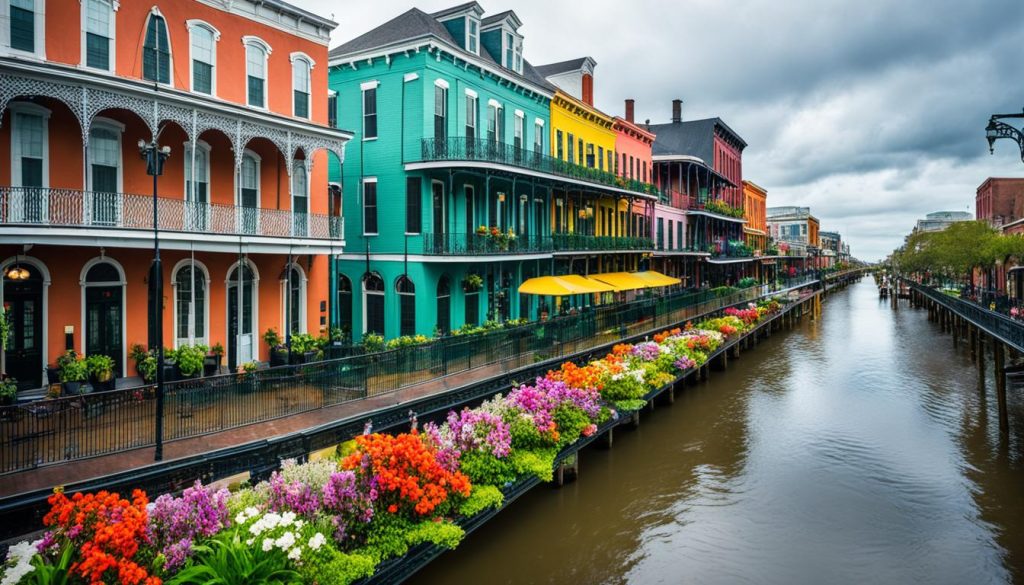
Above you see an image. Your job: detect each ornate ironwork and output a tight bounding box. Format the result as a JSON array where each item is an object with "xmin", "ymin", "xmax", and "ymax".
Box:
[{"xmin": 986, "ymin": 112, "xmax": 1024, "ymax": 163}]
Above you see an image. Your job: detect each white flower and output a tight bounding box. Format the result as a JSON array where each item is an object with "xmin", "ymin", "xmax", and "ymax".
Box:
[
  {"xmin": 235, "ymin": 512, "xmax": 247, "ymax": 525},
  {"xmin": 245, "ymin": 538, "xmax": 254, "ymax": 546},
  {"xmin": 262, "ymin": 538, "xmax": 274, "ymax": 552},
  {"xmin": 280, "ymin": 511, "xmax": 297, "ymax": 527},
  {"xmin": 275, "ymin": 531, "xmax": 296, "ymax": 550},
  {"xmin": 288, "ymin": 547, "xmax": 302, "ymax": 561},
  {"xmin": 1, "ymin": 539, "xmax": 40, "ymax": 585},
  {"xmin": 308, "ymin": 532, "xmax": 326, "ymax": 551}
]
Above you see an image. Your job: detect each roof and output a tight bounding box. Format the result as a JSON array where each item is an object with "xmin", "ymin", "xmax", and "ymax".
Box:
[
  {"xmin": 481, "ymin": 10, "xmax": 522, "ymax": 29},
  {"xmin": 431, "ymin": 1, "xmax": 483, "ymax": 20},
  {"xmin": 534, "ymin": 57, "xmax": 593, "ymax": 78},
  {"xmin": 649, "ymin": 117, "xmax": 747, "ymax": 162},
  {"xmin": 262, "ymin": 0, "xmax": 339, "ymax": 30},
  {"xmin": 329, "ymin": 7, "xmax": 555, "ymax": 93}
]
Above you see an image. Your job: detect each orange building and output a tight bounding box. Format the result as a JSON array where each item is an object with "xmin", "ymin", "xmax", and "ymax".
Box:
[
  {"xmin": 741, "ymin": 180, "xmax": 767, "ymax": 253},
  {"xmin": 0, "ymin": 0, "xmax": 350, "ymax": 394}
]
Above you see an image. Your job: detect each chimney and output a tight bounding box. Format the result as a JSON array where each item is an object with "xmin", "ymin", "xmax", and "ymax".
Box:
[
  {"xmin": 625, "ymin": 99, "xmax": 635, "ymax": 123},
  {"xmin": 672, "ymin": 99, "xmax": 683, "ymax": 124}
]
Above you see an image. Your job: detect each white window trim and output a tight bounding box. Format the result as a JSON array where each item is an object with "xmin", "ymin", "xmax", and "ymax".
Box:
[
  {"xmin": 182, "ymin": 139, "xmax": 212, "ymax": 201},
  {"xmin": 362, "ymin": 83, "xmax": 378, "ymax": 141},
  {"xmin": 434, "ymin": 78, "xmax": 450, "ymax": 90},
  {"xmin": 186, "ymin": 19, "xmax": 220, "ymax": 97},
  {"xmin": 143, "ymin": 6, "xmax": 173, "ymax": 88},
  {"xmin": 362, "ymin": 177, "xmax": 378, "ymax": 235},
  {"xmin": 466, "ymin": 16, "xmax": 480, "ymax": 55},
  {"xmin": 171, "ymin": 258, "xmax": 211, "ymax": 348},
  {"xmin": 79, "ymin": 0, "xmax": 118, "ymax": 72},
  {"xmin": 9, "ymin": 101, "xmax": 51, "ymax": 189},
  {"xmin": 78, "ymin": 256, "xmax": 128, "ymax": 377},
  {"xmin": 464, "ymin": 88, "xmax": 478, "ymax": 98},
  {"xmin": 280, "ymin": 262, "xmax": 308, "ymax": 335},
  {"xmin": 225, "ymin": 259, "xmax": 260, "ymax": 366},
  {"xmin": 289, "ymin": 51, "xmax": 315, "ymax": 119},
  {"xmin": 361, "ymin": 275, "xmax": 385, "ymax": 336},
  {"xmin": 87, "ymin": 116, "xmax": 124, "ymax": 193},
  {"xmin": 242, "ymin": 35, "xmax": 271, "ymax": 110},
  {"xmin": 360, "ymin": 80, "xmax": 380, "ymax": 90},
  {"xmin": 403, "ymin": 72, "xmax": 419, "ymax": 82},
  {"xmin": 0, "ymin": 0, "xmax": 46, "ymax": 60},
  {"xmin": 238, "ymin": 148, "xmax": 262, "ymax": 206},
  {"xmin": 291, "ymin": 160, "xmax": 309, "ymax": 235}
]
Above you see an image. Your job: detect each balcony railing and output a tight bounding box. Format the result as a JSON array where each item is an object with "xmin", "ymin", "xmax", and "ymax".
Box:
[
  {"xmin": 420, "ymin": 138, "xmax": 660, "ymax": 199},
  {"xmin": 0, "ymin": 187, "xmax": 343, "ymax": 241},
  {"xmin": 551, "ymin": 233, "xmax": 653, "ymax": 252},
  {"xmin": 413, "ymin": 232, "xmax": 654, "ymax": 255}
]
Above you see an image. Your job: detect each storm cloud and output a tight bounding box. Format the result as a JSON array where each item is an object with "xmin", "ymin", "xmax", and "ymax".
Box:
[{"xmin": 302, "ymin": 0, "xmax": 1024, "ymax": 260}]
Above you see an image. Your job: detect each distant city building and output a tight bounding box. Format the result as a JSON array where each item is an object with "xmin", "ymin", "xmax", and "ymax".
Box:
[
  {"xmin": 767, "ymin": 206, "xmax": 820, "ymax": 247},
  {"xmin": 914, "ymin": 211, "xmax": 972, "ymax": 233},
  {"xmin": 976, "ymin": 178, "xmax": 1024, "ymax": 228},
  {"xmin": 742, "ymin": 181, "xmax": 768, "ymax": 254}
]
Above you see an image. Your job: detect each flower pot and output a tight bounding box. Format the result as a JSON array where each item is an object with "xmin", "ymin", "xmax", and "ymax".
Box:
[
  {"xmin": 270, "ymin": 349, "xmax": 289, "ymax": 368},
  {"xmin": 203, "ymin": 355, "xmax": 222, "ymax": 377},
  {"xmin": 161, "ymin": 364, "xmax": 179, "ymax": 383},
  {"xmin": 0, "ymin": 394, "xmax": 15, "ymax": 406},
  {"xmin": 62, "ymin": 381, "xmax": 82, "ymax": 395},
  {"xmin": 45, "ymin": 366, "xmax": 60, "ymax": 386}
]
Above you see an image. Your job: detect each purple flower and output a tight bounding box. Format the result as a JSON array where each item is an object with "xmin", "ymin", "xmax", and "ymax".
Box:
[
  {"xmin": 632, "ymin": 342, "xmax": 662, "ymax": 362},
  {"xmin": 674, "ymin": 356, "xmax": 696, "ymax": 371},
  {"xmin": 321, "ymin": 470, "xmax": 377, "ymax": 541},
  {"xmin": 507, "ymin": 377, "xmax": 602, "ymax": 434},
  {"xmin": 266, "ymin": 471, "xmax": 321, "ymax": 518},
  {"xmin": 445, "ymin": 408, "xmax": 512, "ymax": 458},
  {"xmin": 148, "ymin": 480, "xmax": 230, "ymax": 573}
]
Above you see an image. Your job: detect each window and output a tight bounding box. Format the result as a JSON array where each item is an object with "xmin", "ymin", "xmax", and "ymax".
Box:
[
  {"xmin": 363, "ymin": 85, "xmax": 378, "ymax": 139},
  {"xmin": 292, "ymin": 55, "xmax": 311, "ymax": 118},
  {"xmin": 327, "ymin": 91, "xmax": 337, "ymax": 128},
  {"xmin": 436, "ymin": 276, "xmax": 451, "ymax": 335},
  {"xmin": 363, "ymin": 179, "xmax": 378, "ymax": 234},
  {"xmin": 504, "ymin": 32, "xmax": 514, "ymax": 69},
  {"xmin": 397, "ymin": 276, "xmax": 415, "ymax": 337},
  {"xmin": 556, "ymin": 129, "xmax": 563, "ymax": 160},
  {"xmin": 608, "ymin": 151, "xmax": 613, "ymax": 173},
  {"xmin": 83, "ymin": 0, "xmax": 113, "ymax": 70},
  {"xmin": 239, "ymin": 151, "xmax": 259, "ymax": 233},
  {"xmin": 88, "ymin": 122, "xmax": 122, "ymax": 225},
  {"xmin": 10, "ymin": 103, "xmax": 49, "ymax": 223},
  {"xmin": 464, "ymin": 289, "xmax": 479, "ymax": 327},
  {"xmin": 487, "ymin": 101, "xmax": 503, "ymax": 144},
  {"xmin": 337, "ymin": 274, "xmax": 352, "ymax": 341},
  {"xmin": 668, "ymin": 220, "xmax": 674, "ymax": 249},
  {"xmin": 465, "ymin": 92, "xmax": 477, "ymax": 142},
  {"xmin": 292, "ymin": 161, "xmax": 308, "ymax": 236},
  {"xmin": 578, "ymin": 138, "xmax": 584, "ymax": 165},
  {"xmin": 184, "ymin": 142, "xmax": 210, "ymax": 230},
  {"xmin": 363, "ymin": 273, "xmax": 385, "ymax": 335},
  {"xmin": 406, "ymin": 176, "xmax": 421, "ymax": 234},
  {"xmin": 514, "ymin": 40, "xmax": 522, "ymax": 74},
  {"xmin": 586, "ymin": 144, "xmax": 595, "ymax": 168},
  {"xmin": 245, "ymin": 38, "xmax": 269, "ymax": 108},
  {"xmin": 621, "ymin": 153, "xmax": 626, "ymax": 177},
  {"xmin": 285, "ymin": 266, "xmax": 305, "ymax": 335},
  {"xmin": 434, "ymin": 82, "xmax": 448, "ymax": 143},
  {"xmin": 643, "ymin": 163, "xmax": 647, "ymax": 183},
  {"xmin": 143, "ymin": 11, "xmax": 171, "ymax": 84},
  {"xmin": 598, "ymin": 146, "xmax": 604, "ymax": 171},
  {"xmin": 534, "ymin": 120, "xmax": 544, "ymax": 155},
  {"xmin": 567, "ymin": 133, "xmax": 574, "ymax": 163},
  {"xmin": 467, "ymin": 18, "xmax": 479, "ymax": 54},
  {"xmin": 513, "ymin": 112, "xmax": 524, "ymax": 152},
  {"xmin": 174, "ymin": 261, "xmax": 207, "ymax": 346},
  {"xmin": 188, "ymin": 22, "xmax": 217, "ymax": 95},
  {"xmin": 9, "ymin": 0, "xmax": 36, "ymax": 53},
  {"xmin": 464, "ymin": 185, "xmax": 475, "ymax": 236}
]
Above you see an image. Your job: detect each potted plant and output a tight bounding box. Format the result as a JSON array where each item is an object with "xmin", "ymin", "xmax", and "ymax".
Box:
[
  {"xmin": 174, "ymin": 344, "xmax": 207, "ymax": 379},
  {"xmin": 0, "ymin": 377, "xmax": 16, "ymax": 406},
  {"xmin": 289, "ymin": 333, "xmax": 320, "ymax": 364},
  {"xmin": 462, "ymin": 273, "xmax": 483, "ymax": 292},
  {"xmin": 236, "ymin": 361, "xmax": 258, "ymax": 393},
  {"xmin": 361, "ymin": 332, "xmax": 384, "ymax": 353},
  {"xmin": 59, "ymin": 357, "xmax": 89, "ymax": 395},
  {"xmin": 85, "ymin": 354, "xmax": 115, "ymax": 392},
  {"xmin": 138, "ymin": 353, "xmax": 157, "ymax": 384},
  {"xmin": 204, "ymin": 342, "xmax": 224, "ymax": 377},
  {"xmin": 264, "ymin": 328, "xmax": 288, "ymax": 367}
]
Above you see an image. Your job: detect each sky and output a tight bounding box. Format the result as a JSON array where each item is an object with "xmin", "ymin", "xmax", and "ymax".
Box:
[{"xmin": 298, "ymin": 0, "xmax": 1024, "ymax": 261}]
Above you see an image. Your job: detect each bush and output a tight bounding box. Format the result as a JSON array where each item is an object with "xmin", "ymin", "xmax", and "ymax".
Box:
[
  {"xmin": 173, "ymin": 344, "xmax": 208, "ymax": 377},
  {"xmin": 458, "ymin": 485, "xmax": 504, "ymax": 517},
  {"xmin": 58, "ymin": 357, "xmax": 88, "ymax": 383},
  {"xmin": 85, "ymin": 354, "xmax": 115, "ymax": 379},
  {"xmin": 360, "ymin": 332, "xmax": 384, "ymax": 353}
]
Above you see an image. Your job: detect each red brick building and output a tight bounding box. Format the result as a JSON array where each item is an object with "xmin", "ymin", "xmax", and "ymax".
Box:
[{"xmin": 976, "ymin": 178, "xmax": 1024, "ymax": 228}]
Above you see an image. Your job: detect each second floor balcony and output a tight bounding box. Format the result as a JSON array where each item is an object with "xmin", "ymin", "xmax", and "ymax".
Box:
[
  {"xmin": 418, "ymin": 138, "xmax": 660, "ymax": 200},
  {"xmin": 0, "ymin": 187, "xmax": 343, "ymax": 250},
  {"xmin": 660, "ymin": 189, "xmax": 746, "ymax": 222},
  {"xmin": 411, "ymin": 231, "xmax": 654, "ymax": 257}
]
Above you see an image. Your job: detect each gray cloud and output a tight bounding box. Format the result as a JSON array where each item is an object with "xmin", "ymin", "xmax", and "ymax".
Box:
[{"xmin": 300, "ymin": 0, "xmax": 1024, "ymax": 260}]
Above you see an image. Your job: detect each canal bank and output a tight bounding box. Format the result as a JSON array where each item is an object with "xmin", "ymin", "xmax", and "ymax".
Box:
[{"xmin": 411, "ymin": 278, "xmax": 1024, "ymax": 585}]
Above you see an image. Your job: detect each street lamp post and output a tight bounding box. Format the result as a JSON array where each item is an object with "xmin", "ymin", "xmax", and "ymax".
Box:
[
  {"xmin": 986, "ymin": 111, "xmax": 1024, "ymax": 162},
  {"xmin": 139, "ymin": 138, "xmax": 171, "ymax": 461}
]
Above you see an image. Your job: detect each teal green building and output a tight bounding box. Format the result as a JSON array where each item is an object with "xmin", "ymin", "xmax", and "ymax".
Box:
[{"xmin": 327, "ymin": 3, "xmax": 659, "ymax": 341}]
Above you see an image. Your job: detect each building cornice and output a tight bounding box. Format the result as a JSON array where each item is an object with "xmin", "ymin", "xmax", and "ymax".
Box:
[
  {"xmin": 553, "ymin": 91, "xmax": 614, "ymax": 129},
  {"xmin": 194, "ymin": 0, "xmax": 336, "ymax": 45}
]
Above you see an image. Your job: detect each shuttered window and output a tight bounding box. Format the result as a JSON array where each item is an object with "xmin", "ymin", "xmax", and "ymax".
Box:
[
  {"xmin": 191, "ymin": 26, "xmax": 215, "ymax": 94},
  {"xmin": 406, "ymin": 177, "xmax": 422, "ymax": 234},
  {"xmin": 10, "ymin": 0, "xmax": 35, "ymax": 53},
  {"xmin": 85, "ymin": 0, "xmax": 111, "ymax": 70},
  {"xmin": 246, "ymin": 43, "xmax": 266, "ymax": 107},
  {"xmin": 293, "ymin": 58, "xmax": 310, "ymax": 118},
  {"xmin": 143, "ymin": 14, "xmax": 171, "ymax": 84}
]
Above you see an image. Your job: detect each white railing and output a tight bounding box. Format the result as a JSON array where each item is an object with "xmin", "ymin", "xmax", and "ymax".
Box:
[{"xmin": 0, "ymin": 187, "xmax": 342, "ymax": 241}]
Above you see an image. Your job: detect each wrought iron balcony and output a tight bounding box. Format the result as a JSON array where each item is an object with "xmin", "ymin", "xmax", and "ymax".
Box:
[
  {"xmin": 419, "ymin": 232, "xmax": 552, "ymax": 255},
  {"xmin": 0, "ymin": 187, "xmax": 343, "ymax": 241},
  {"xmin": 551, "ymin": 233, "xmax": 654, "ymax": 252},
  {"xmin": 420, "ymin": 138, "xmax": 660, "ymax": 199}
]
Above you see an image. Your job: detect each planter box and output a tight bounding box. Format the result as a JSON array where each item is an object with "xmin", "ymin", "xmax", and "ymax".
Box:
[
  {"xmin": 270, "ymin": 350, "xmax": 289, "ymax": 368},
  {"xmin": 203, "ymin": 355, "xmax": 222, "ymax": 377}
]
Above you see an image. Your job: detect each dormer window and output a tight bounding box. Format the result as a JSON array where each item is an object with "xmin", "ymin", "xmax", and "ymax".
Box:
[
  {"xmin": 502, "ymin": 31, "xmax": 523, "ymax": 74},
  {"xmin": 467, "ymin": 18, "xmax": 479, "ymax": 54},
  {"xmin": 504, "ymin": 33, "xmax": 513, "ymax": 69}
]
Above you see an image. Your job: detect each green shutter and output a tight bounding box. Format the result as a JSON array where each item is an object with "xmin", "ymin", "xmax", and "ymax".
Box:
[
  {"xmin": 193, "ymin": 60, "xmax": 212, "ymax": 94},
  {"xmin": 294, "ymin": 90, "xmax": 309, "ymax": 118},
  {"xmin": 248, "ymin": 76, "xmax": 264, "ymax": 107},
  {"xmin": 10, "ymin": 5, "xmax": 34, "ymax": 53},
  {"xmin": 86, "ymin": 33, "xmax": 109, "ymax": 70}
]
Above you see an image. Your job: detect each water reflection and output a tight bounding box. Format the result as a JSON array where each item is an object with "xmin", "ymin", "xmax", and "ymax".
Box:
[{"xmin": 412, "ymin": 281, "xmax": 1023, "ymax": 585}]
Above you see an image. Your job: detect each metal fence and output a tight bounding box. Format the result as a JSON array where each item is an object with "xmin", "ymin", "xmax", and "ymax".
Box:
[
  {"xmin": 907, "ymin": 280, "xmax": 1024, "ymax": 354},
  {"xmin": 0, "ymin": 276, "xmax": 819, "ymax": 474}
]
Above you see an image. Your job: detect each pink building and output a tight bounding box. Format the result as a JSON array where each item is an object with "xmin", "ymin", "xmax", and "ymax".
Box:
[{"xmin": 614, "ymin": 99, "xmax": 655, "ymax": 184}]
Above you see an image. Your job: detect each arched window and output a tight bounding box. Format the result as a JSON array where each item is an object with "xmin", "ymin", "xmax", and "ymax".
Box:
[
  {"xmin": 292, "ymin": 161, "xmax": 308, "ymax": 236},
  {"xmin": 436, "ymin": 276, "xmax": 450, "ymax": 335},
  {"xmin": 83, "ymin": 0, "xmax": 115, "ymax": 71},
  {"xmin": 336, "ymin": 274, "xmax": 352, "ymax": 342},
  {"xmin": 173, "ymin": 261, "xmax": 207, "ymax": 347},
  {"xmin": 244, "ymin": 36, "xmax": 270, "ymax": 108},
  {"xmin": 363, "ymin": 273, "xmax": 385, "ymax": 336},
  {"xmin": 142, "ymin": 9, "xmax": 171, "ymax": 84},
  {"xmin": 397, "ymin": 276, "xmax": 415, "ymax": 337},
  {"xmin": 187, "ymin": 20, "xmax": 219, "ymax": 95},
  {"xmin": 291, "ymin": 53, "xmax": 313, "ymax": 118}
]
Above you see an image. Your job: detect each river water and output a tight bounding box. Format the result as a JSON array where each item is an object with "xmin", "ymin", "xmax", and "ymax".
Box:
[{"xmin": 411, "ymin": 279, "xmax": 1024, "ymax": 585}]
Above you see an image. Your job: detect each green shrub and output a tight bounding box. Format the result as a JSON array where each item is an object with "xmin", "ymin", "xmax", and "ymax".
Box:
[
  {"xmin": 458, "ymin": 451, "xmax": 515, "ymax": 486},
  {"xmin": 59, "ymin": 358, "xmax": 88, "ymax": 383},
  {"xmin": 298, "ymin": 546, "xmax": 376, "ymax": 585},
  {"xmin": 173, "ymin": 344, "xmax": 208, "ymax": 377},
  {"xmin": 552, "ymin": 404, "xmax": 591, "ymax": 447},
  {"xmin": 85, "ymin": 354, "xmax": 114, "ymax": 379},
  {"xmin": 458, "ymin": 485, "xmax": 505, "ymax": 517},
  {"xmin": 361, "ymin": 332, "xmax": 384, "ymax": 353},
  {"xmin": 509, "ymin": 448, "xmax": 557, "ymax": 482}
]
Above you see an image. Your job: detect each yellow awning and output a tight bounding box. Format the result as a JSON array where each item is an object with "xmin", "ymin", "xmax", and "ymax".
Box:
[
  {"xmin": 632, "ymin": 271, "xmax": 682, "ymax": 287},
  {"xmin": 518, "ymin": 275, "xmax": 616, "ymax": 296},
  {"xmin": 590, "ymin": 272, "xmax": 655, "ymax": 291}
]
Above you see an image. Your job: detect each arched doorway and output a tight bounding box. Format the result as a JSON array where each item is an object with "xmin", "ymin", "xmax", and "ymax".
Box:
[
  {"xmin": 82, "ymin": 259, "xmax": 125, "ymax": 377},
  {"xmin": 226, "ymin": 261, "xmax": 257, "ymax": 370},
  {"xmin": 3, "ymin": 261, "xmax": 45, "ymax": 390},
  {"xmin": 362, "ymin": 273, "xmax": 384, "ymax": 336}
]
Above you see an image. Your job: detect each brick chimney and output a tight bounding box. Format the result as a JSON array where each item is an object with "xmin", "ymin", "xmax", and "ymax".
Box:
[
  {"xmin": 672, "ymin": 99, "xmax": 683, "ymax": 124},
  {"xmin": 625, "ymin": 99, "xmax": 635, "ymax": 123}
]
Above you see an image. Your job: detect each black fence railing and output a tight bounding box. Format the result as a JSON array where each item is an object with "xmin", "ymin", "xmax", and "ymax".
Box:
[
  {"xmin": 420, "ymin": 138, "xmax": 660, "ymax": 199},
  {"xmin": 0, "ymin": 276, "xmax": 819, "ymax": 474},
  {"xmin": 906, "ymin": 280, "xmax": 1024, "ymax": 354}
]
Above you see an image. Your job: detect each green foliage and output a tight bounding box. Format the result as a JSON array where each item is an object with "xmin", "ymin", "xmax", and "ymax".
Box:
[
  {"xmin": 361, "ymin": 332, "xmax": 384, "ymax": 353},
  {"xmin": 552, "ymin": 404, "xmax": 591, "ymax": 447},
  {"xmin": 361, "ymin": 514, "xmax": 413, "ymax": 565},
  {"xmin": 737, "ymin": 276, "xmax": 759, "ymax": 289},
  {"xmin": 0, "ymin": 377, "xmax": 17, "ymax": 401},
  {"xmin": 458, "ymin": 450, "xmax": 516, "ymax": 486},
  {"xmin": 166, "ymin": 529, "xmax": 301, "ymax": 585},
  {"xmin": 508, "ymin": 417, "xmax": 548, "ymax": 450},
  {"xmin": 404, "ymin": 520, "xmax": 464, "ymax": 549},
  {"xmin": 55, "ymin": 350, "xmax": 79, "ymax": 370},
  {"xmin": 138, "ymin": 355, "xmax": 157, "ymax": 383},
  {"xmin": 210, "ymin": 342, "xmax": 225, "ymax": 357},
  {"xmin": 263, "ymin": 328, "xmax": 283, "ymax": 349},
  {"xmin": 600, "ymin": 373, "xmax": 646, "ymax": 403},
  {"xmin": 611, "ymin": 398, "xmax": 648, "ymax": 412},
  {"xmin": 893, "ymin": 220, "xmax": 1011, "ymax": 278},
  {"xmin": 384, "ymin": 334, "xmax": 433, "ymax": 351},
  {"xmin": 508, "ymin": 448, "xmax": 557, "ymax": 482},
  {"xmin": 462, "ymin": 273, "xmax": 483, "ymax": 291},
  {"xmin": 58, "ymin": 357, "xmax": 88, "ymax": 383},
  {"xmin": 289, "ymin": 333, "xmax": 319, "ymax": 355},
  {"xmin": 0, "ymin": 307, "xmax": 12, "ymax": 351},
  {"xmin": 173, "ymin": 344, "xmax": 208, "ymax": 377},
  {"xmin": 297, "ymin": 545, "xmax": 376, "ymax": 585},
  {"xmin": 84, "ymin": 354, "xmax": 114, "ymax": 378},
  {"xmin": 710, "ymin": 286, "xmax": 737, "ymax": 297},
  {"xmin": 458, "ymin": 485, "xmax": 505, "ymax": 517},
  {"xmin": 129, "ymin": 343, "xmax": 149, "ymax": 365},
  {"xmin": 704, "ymin": 199, "xmax": 745, "ymax": 218},
  {"xmin": 21, "ymin": 542, "xmax": 76, "ymax": 584}
]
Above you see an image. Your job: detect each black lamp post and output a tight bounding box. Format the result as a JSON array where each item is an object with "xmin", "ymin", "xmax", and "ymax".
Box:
[
  {"xmin": 138, "ymin": 138, "xmax": 171, "ymax": 461},
  {"xmin": 986, "ymin": 111, "xmax": 1024, "ymax": 162}
]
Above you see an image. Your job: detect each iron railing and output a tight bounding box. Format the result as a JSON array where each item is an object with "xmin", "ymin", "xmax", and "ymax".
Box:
[
  {"xmin": 0, "ymin": 187, "xmax": 343, "ymax": 240},
  {"xmin": 419, "ymin": 138, "xmax": 660, "ymax": 199},
  {"xmin": 551, "ymin": 233, "xmax": 654, "ymax": 252},
  {"xmin": 410, "ymin": 232, "xmax": 655, "ymax": 255},
  {"xmin": 0, "ymin": 276, "xmax": 819, "ymax": 474},
  {"xmin": 906, "ymin": 280, "xmax": 1024, "ymax": 354}
]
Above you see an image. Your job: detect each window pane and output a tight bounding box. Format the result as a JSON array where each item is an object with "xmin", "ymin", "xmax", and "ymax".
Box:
[
  {"xmin": 364, "ymin": 182, "xmax": 378, "ymax": 233},
  {"xmin": 293, "ymin": 61, "xmax": 310, "ymax": 92},
  {"xmin": 86, "ymin": 32, "xmax": 109, "ymax": 70},
  {"xmin": 294, "ymin": 90, "xmax": 309, "ymax": 118},
  {"xmin": 406, "ymin": 177, "xmax": 421, "ymax": 233},
  {"xmin": 247, "ymin": 76, "xmax": 264, "ymax": 107},
  {"xmin": 246, "ymin": 45, "xmax": 265, "ymax": 78},
  {"xmin": 192, "ymin": 27, "xmax": 213, "ymax": 63},
  {"xmin": 16, "ymin": 113, "xmax": 43, "ymax": 158},
  {"xmin": 143, "ymin": 16, "xmax": 171, "ymax": 83},
  {"xmin": 363, "ymin": 88, "xmax": 377, "ymax": 138},
  {"xmin": 241, "ymin": 155, "xmax": 258, "ymax": 189},
  {"xmin": 89, "ymin": 128, "xmax": 119, "ymax": 167},
  {"xmin": 193, "ymin": 61, "xmax": 212, "ymax": 94},
  {"xmin": 10, "ymin": 3, "xmax": 34, "ymax": 52}
]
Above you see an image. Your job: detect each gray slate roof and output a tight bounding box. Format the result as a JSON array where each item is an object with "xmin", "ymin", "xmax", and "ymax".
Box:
[
  {"xmin": 534, "ymin": 57, "xmax": 590, "ymax": 78},
  {"xmin": 329, "ymin": 7, "xmax": 555, "ymax": 93},
  {"xmin": 649, "ymin": 117, "xmax": 747, "ymax": 163}
]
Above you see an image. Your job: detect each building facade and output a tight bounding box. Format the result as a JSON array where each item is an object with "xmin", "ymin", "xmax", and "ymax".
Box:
[
  {"xmin": 913, "ymin": 211, "xmax": 972, "ymax": 233},
  {"xmin": 0, "ymin": 0, "xmax": 349, "ymax": 393},
  {"xmin": 741, "ymin": 180, "xmax": 767, "ymax": 253},
  {"xmin": 976, "ymin": 178, "xmax": 1024, "ymax": 228}
]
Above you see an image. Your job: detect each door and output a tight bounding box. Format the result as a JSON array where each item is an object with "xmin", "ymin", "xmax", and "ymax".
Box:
[
  {"xmin": 4, "ymin": 267, "xmax": 43, "ymax": 390},
  {"xmin": 432, "ymin": 182, "xmax": 446, "ymax": 236},
  {"xmin": 227, "ymin": 266, "xmax": 254, "ymax": 370},
  {"xmin": 240, "ymin": 154, "xmax": 259, "ymax": 235},
  {"xmin": 89, "ymin": 126, "xmax": 121, "ymax": 226},
  {"xmin": 86, "ymin": 285, "xmax": 123, "ymax": 378},
  {"xmin": 185, "ymin": 145, "xmax": 209, "ymax": 231}
]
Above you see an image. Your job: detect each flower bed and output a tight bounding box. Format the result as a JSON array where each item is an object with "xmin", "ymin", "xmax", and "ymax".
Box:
[{"xmin": 1, "ymin": 300, "xmax": 786, "ymax": 585}]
